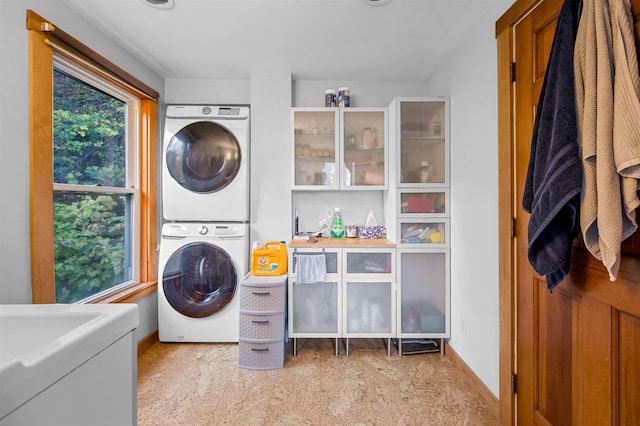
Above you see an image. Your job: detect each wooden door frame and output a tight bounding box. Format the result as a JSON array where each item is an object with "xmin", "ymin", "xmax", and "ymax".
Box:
[{"xmin": 496, "ymin": 1, "xmax": 544, "ymax": 424}]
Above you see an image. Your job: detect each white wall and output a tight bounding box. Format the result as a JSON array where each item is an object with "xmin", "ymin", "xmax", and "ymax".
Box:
[
  {"xmin": 424, "ymin": 13, "xmax": 505, "ymax": 397},
  {"xmin": 0, "ymin": 0, "xmax": 164, "ymax": 344}
]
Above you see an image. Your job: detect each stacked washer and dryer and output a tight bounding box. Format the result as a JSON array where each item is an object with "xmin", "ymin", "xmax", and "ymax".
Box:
[{"xmin": 158, "ymin": 105, "xmax": 250, "ymax": 342}]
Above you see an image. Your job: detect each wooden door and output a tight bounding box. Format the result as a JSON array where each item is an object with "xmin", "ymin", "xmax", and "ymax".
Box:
[{"xmin": 498, "ymin": 0, "xmax": 640, "ymax": 424}]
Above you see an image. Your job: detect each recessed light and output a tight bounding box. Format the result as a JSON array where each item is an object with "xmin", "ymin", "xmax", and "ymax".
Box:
[{"xmin": 140, "ymin": 0, "xmax": 174, "ymax": 10}]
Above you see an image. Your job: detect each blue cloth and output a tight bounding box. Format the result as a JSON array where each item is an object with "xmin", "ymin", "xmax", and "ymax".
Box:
[{"xmin": 522, "ymin": 0, "xmax": 583, "ymax": 291}]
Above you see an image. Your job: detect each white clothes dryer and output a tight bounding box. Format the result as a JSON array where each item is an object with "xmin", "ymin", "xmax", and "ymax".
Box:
[
  {"xmin": 158, "ymin": 222, "xmax": 248, "ymax": 342},
  {"xmin": 163, "ymin": 105, "xmax": 250, "ymax": 222}
]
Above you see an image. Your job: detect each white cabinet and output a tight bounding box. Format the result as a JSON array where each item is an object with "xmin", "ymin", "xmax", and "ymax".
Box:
[
  {"xmin": 288, "ymin": 243, "xmax": 395, "ymax": 356},
  {"xmin": 291, "ymin": 108, "xmax": 388, "ymax": 190},
  {"xmin": 343, "ymin": 248, "xmax": 395, "ymax": 356},
  {"xmin": 388, "ymin": 97, "xmax": 451, "ymax": 355}
]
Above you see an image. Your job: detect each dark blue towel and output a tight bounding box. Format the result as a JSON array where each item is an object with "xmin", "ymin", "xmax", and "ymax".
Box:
[{"xmin": 522, "ymin": 0, "xmax": 583, "ymax": 291}]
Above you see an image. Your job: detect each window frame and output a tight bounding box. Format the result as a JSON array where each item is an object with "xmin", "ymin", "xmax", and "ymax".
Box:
[{"xmin": 27, "ymin": 10, "xmax": 158, "ymax": 304}]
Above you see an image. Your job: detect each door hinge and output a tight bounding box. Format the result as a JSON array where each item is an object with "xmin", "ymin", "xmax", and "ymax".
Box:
[
  {"xmin": 511, "ymin": 217, "xmax": 517, "ymax": 238},
  {"xmin": 512, "ymin": 374, "xmax": 518, "ymax": 394},
  {"xmin": 510, "ymin": 62, "xmax": 516, "ymax": 82}
]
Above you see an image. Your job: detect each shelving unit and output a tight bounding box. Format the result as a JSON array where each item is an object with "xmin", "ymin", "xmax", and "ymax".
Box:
[
  {"xmin": 288, "ymin": 97, "xmax": 450, "ymax": 358},
  {"xmin": 388, "ymin": 97, "xmax": 451, "ymax": 356}
]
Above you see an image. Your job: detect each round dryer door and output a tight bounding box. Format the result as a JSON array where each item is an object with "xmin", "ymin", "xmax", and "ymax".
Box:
[
  {"xmin": 166, "ymin": 121, "xmax": 241, "ymax": 193},
  {"xmin": 162, "ymin": 242, "xmax": 238, "ymax": 318}
]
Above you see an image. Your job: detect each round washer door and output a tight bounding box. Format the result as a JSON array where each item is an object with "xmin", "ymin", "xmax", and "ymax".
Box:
[
  {"xmin": 162, "ymin": 242, "xmax": 238, "ymax": 318},
  {"xmin": 166, "ymin": 121, "xmax": 241, "ymax": 193}
]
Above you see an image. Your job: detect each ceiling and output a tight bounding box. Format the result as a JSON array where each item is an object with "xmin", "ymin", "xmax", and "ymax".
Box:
[{"xmin": 61, "ymin": 0, "xmax": 510, "ymax": 81}]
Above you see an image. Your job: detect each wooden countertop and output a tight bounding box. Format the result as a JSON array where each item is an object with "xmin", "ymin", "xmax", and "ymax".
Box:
[{"xmin": 289, "ymin": 237, "xmax": 396, "ymax": 249}]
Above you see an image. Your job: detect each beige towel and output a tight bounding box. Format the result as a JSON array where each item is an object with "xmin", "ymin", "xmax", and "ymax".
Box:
[
  {"xmin": 612, "ymin": 0, "xmax": 640, "ymax": 238},
  {"xmin": 574, "ymin": 0, "xmax": 640, "ymax": 281}
]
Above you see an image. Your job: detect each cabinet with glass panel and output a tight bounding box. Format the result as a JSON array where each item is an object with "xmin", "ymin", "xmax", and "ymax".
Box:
[
  {"xmin": 291, "ymin": 107, "xmax": 388, "ymax": 190},
  {"xmin": 342, "ymin": 248, "xmax": 395, "ymax": 356},
  {"xmin": 388, "ymin": 97, "xmax": 451, "ymax": 355}
]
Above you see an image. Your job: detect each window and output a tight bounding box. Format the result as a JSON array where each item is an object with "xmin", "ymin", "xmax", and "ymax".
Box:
[
  {"xmin": 53, "ymin": 60, "xmax": 140, "ymax": 303},
  {"xmin": 27, "ymin": 10, "xmax": 158, "ymax": 304}
]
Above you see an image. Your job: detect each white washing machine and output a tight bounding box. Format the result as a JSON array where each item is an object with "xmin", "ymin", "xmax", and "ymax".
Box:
[
  {"xmin": 163, "ymin": 105, "xmax": 250, "ymax": 222},
  {"xmin": 158, "ymin": 222, "xmax": 248, "ymax": 342}
]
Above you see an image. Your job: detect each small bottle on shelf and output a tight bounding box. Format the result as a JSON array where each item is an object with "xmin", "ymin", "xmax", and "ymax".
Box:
[
  {"xmin": 330, "ymin": 207, "xmax": 345, "ymax": 238},
  {"xmin": 431, "ymin": 115, "xmax": 442, "ymax": 137},
  {"xmin": 419, "ymin": 161, "xmax": 431, "ymax": 183}
]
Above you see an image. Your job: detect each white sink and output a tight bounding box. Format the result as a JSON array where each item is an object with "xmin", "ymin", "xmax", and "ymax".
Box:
[{"xmin": 0, "ymin": 303, "xmax": 139, "ymax": 421}]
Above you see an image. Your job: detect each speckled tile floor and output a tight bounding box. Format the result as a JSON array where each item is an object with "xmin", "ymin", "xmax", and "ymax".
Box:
[{"xmin": 138, "ymin": 339, "xmax": 500, "ymax": 426}]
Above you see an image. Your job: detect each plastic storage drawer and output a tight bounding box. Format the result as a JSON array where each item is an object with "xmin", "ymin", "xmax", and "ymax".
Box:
[
  {"xmin": 239, "ymin": 284, "xmax": 286, "ymax": 313},
  {"xmin": 239, "ymin": 312, "xmax": 285, "ymax": 340},
  {"xmin": 238, "ymin": 338, "xmax": 285, "ymax": 370}
]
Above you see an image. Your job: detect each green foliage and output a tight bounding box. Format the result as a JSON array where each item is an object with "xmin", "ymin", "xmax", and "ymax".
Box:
[
  {"xmin": 53, "ymin": 194, "xmax": 127, "ymax": 303},
  {"xmin": 52, "ymin": 69, "xmax": 130, "ymax": 303},
  {"xmin": 53, "ymin": 70, "xmax": 126, "ymax": 187}
]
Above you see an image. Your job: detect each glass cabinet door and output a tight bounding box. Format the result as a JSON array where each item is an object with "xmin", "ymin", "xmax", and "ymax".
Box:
[
  {"xmin": 398, "ymin": 218, "xmax": 449, "ymax": 247},
  {"xmin": 397, "ymin": 249, "xmax": 450, "ymax": 338},
  {"xmin": 397, "ymin": 100, "xmax": 448, "ymax": 186},
  {"xmin": 290, "ymin": 249, "xmax": 340, "ymax": 275},
  {"xmin": 343, "ymin": 250, "xmax": 393, "ymax": 276},
  {"xmin": 288, "ymin": 248, "xmax": 341, "ymax": 337},
  {"xmin": 291, "ymin": 109, "xmax": 339, "ymax": 189},
  {"xmin": 344, "ymin": 281, "xmax": 393, "ymax": 336},
  {"xmin": 341, "ymin": 109, "xmax": 387, "ymax": 189},
  {"xmin": 290, "ymin": 280, "xmax": 339, "ymax": 335},
  {"xmin": 398, "ymin": 189, "xmax": 448, "ymax": 217}
]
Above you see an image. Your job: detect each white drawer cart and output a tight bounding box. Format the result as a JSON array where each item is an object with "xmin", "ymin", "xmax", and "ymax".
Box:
[{"xmin": 238, "ymin": 273, "xmax": 287, "ymax": 370}]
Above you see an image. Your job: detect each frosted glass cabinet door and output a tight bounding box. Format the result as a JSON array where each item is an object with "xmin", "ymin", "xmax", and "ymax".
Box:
[
  {"xmin": 343, "ymin": 250, "xmax": 393, "ymax": 276},
  {"xmin": 290, "ymin": 281, "xmax": 339, "ymax": 335},
  {"xmin": 397, "ymin": 100, "xmax": 448, "ymax": 186},
  {"xmin": 398, "ymin": 219, "xmax": 450, "ymax": 247},
  {"xmin": 398, "ymin": 189, "xmax": 448, "ymax": 217},
  {"xmin": 344, "ymin": 281, "xmax": 394, "ymax": 336},
  {"xmin": 290, "ymin": 249, "xmax": 340, "ymax": 276},
  {"xmin": 288, "ymin": 248, "xmax": 341, "ymax": 337},
  {"xmin": 291, "ymin": 109, "xmax": 339, "ymax": 189},
  {"xmin": 397, "ymin": 250, "xmax": 450, "ymax": 338},
  {"xmin": 341, "ymin": 109, "xmax": 387, "ymax": 188}
]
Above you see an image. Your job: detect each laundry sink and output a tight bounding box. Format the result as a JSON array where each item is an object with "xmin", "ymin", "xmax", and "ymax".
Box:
[{"xmin": 0, "ymin": 303, "xmax": 139, "ymax": 423}]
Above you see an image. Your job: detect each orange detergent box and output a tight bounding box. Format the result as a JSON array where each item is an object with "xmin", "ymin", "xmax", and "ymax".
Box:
[{"xmin": 251, "ymin": 241, "xmax": 287, "ymax": 276}]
